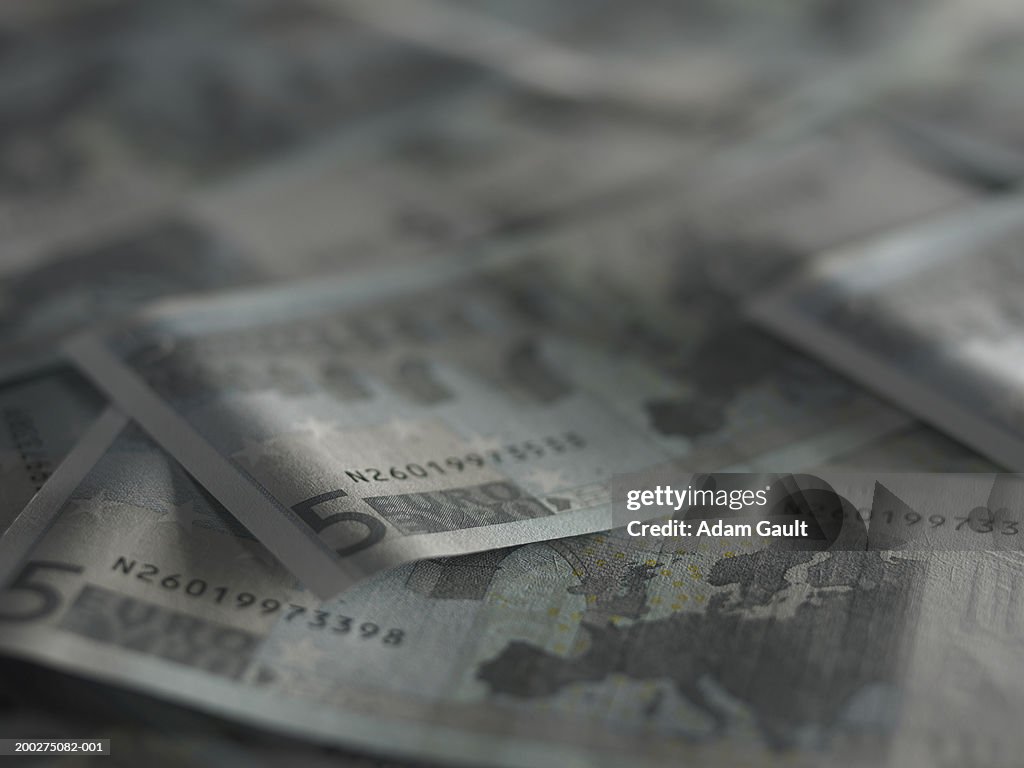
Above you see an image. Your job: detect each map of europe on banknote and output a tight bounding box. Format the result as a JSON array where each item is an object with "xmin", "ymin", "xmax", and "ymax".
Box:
[
  {"xmin": 65, "ymin": 248, "xmax": 915, "ymax": 596},
  {"xmin": 752, "ymin": 193, "xmax": 1024, "ymax": 472},
  {"xmin": 3, "ymin": 420, "xmax": 1024, "ymax": 767}
]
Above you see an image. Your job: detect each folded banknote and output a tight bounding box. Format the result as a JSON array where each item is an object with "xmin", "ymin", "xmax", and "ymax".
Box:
[
  {"xmin": 65, "ymin": 248, "xmax": 916, "ymax": 596},
  {"xmin": 752, "ymin": 193, "xmax": 1024, "ymax": 471},
  {"xmin": 2, "ymin": 417, "xmax": 1023, "ymax": 767},
  {"xmin": 3, "ymin": 95, "xmax": 970, "ymax": 594}
]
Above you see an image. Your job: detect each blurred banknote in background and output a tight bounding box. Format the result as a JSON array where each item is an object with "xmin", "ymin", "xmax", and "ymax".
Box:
[
  {"xmin": 3, "ymin": 0, "xmax": 1024, "ymax": 765},
  {"xmin": 752, "ymin": 194, "xmax": 1024, "ymax": 471},
  {"xmin": 0, "ymin": 0, "xmax": 477, "ymax": 273}
]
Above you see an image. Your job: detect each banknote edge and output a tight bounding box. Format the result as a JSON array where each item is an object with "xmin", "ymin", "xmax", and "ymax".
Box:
[
  {"xmin": 0, "ymin": 630, "xmax": 608, "ymax": 768},
  {"xmin": 64, "ymin": 334, "xmax": 357, "ymax": 599},
  {"xmin": 749, "ymin": 286, "xmax": 1022, "ymax": 472},
  {"xmin": 0, "ymin": 407, "xmax": 128, "ymax": 588},
  {"xmin": 62, "ymin": 333, "xmax": 628, "ymax": 595}
]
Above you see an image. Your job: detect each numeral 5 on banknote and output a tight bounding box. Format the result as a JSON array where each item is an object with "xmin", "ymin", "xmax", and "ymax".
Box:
[
  {"xmin": 64, "ymin": 251, "xmax": 913, "ymax": 596},
  {"xmin": 63, "ymin": 260, "xmax": 670, "ymax": 595}
]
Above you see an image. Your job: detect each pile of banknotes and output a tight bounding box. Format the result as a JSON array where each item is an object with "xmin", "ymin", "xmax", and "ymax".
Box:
[{"xmin": 2, "ymin": 1, "xmax": 1023, "ymax": 766}]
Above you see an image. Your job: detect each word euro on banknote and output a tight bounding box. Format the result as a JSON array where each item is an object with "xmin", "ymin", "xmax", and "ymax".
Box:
[
  {"xmin": 3, "ymin": 421, "xmax": 1024, "ymax": 767},
  {"xmin": 751, "ymin": 193, "xmax": 1024, "ymax": 471},
  {"xmin": 66, "ymin": 251, "xmax": 915, "ymax": 596}
]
